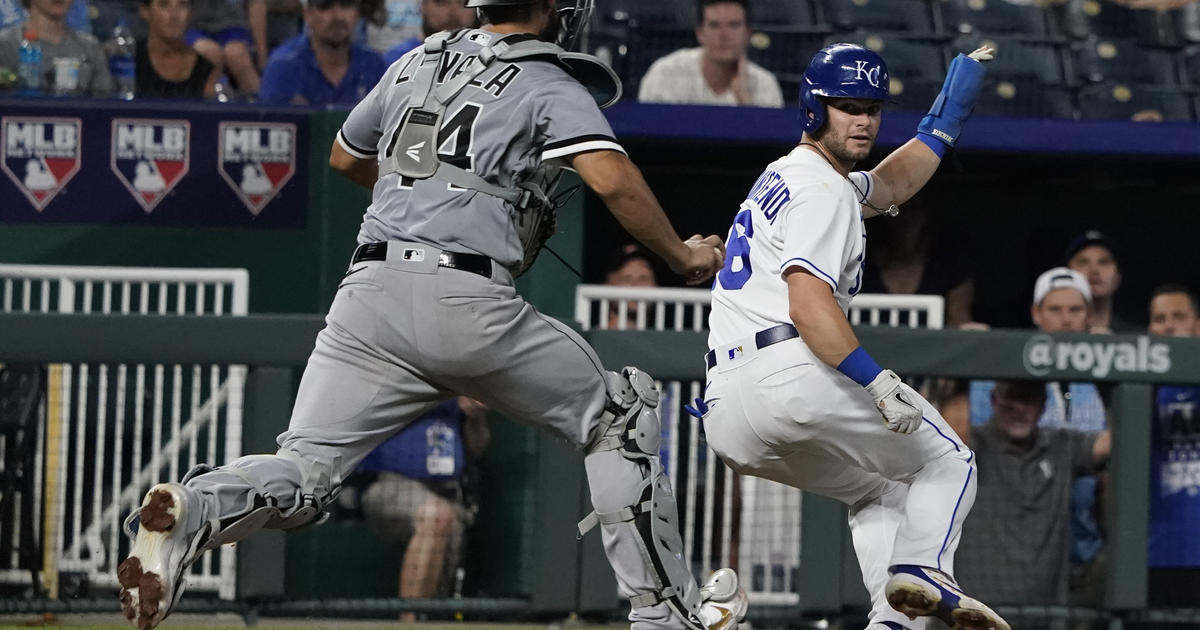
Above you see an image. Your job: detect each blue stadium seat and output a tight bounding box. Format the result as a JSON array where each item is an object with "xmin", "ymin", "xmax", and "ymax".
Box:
[
  {"xmin": 1058, "ymin": 0, "xmax": 1180, "ymax": 47},
  {"xmin": 973, "ymin": 79, "xmax": 1076, "ymax": 119},
  {"xmin": 829, "ymin": 33, "xmax": 947, "ymax": 82},
  {"xmin": 750, "ymin": 0, "xmax": 822, "ymax": 28},
  {"xmin": 953, "ymin": 33, "xmax": 1065, "ymax": 84},
  {"xmin": 1077, "ymin": 83, "xmax": 1194, "ymax": 121},
  {"xmin": 938, "ymin": 0, "xmax": 1051, "ymax": 38},
  {"xmin": 749, "ymin": 29, "xmax": 830, "ymax": 75},
  {"xmin": 1073, "ymin": 38, "xmax": 1180, "ymax": 85},
  {"xmin": 822, "ymin": 0, "xmax": 936, "ymax": 35}
]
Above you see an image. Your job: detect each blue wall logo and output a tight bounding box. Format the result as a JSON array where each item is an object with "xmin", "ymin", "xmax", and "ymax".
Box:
[
  {"xmin": 1, "ymin": 116, "xmax": 82, "ymax": 211},
  {"xmin": 110, "ymin": 118, "xmax": 190, "ymax": 213},
  {"xmin": 217, "ymin": 122, "xmax": 296, "ymax": 216}
]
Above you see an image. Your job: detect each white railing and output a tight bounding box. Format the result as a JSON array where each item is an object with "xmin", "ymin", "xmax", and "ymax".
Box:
[
  {"xmin": 575, "ymin": 285, "xmax": 944, "ymax": 605},
  {"xmin": 0, "ymin": 264, "xmax": 248, "ymax": 600}
]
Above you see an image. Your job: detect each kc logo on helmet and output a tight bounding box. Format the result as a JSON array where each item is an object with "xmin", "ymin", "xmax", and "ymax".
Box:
[
  {"xmin": 1, "ymin": 116, "xmax": 82, "ymax": 211},
  {"xmin": 218, "ymin": 122, "xmax": 296, "ymax": 216},
  {"xmin": 111, "ymin": 119, "xmax": 190, "ymax": 213},
  {"xmin": 853, "ymin": 60, "xmax": 881, "ymax": 88}
]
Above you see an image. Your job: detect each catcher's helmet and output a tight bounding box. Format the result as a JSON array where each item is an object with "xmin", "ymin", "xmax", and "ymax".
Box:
[
  {"xmin": 799, "ymin": 43, "xmax": 890, "ymax": 134},
  {"xmin": 464, "ymin": 0, "xmax": 594, "ymax": 51}
]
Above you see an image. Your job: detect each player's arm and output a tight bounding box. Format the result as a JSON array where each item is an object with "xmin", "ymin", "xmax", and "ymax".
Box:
[
  {"xmin": 330, "ymin": 141, "xmax": 378, "ymax": 189},
  {"xmin": 571, "ymin": 149, "xmax": 724, "ymax": 285},
  {"xmin": 858, "ymin": 46, "xmax": 995, "ymax": 217},
  {"xmin": 786, "ymin": 269, "xmax": 925, "ymax": 435}
]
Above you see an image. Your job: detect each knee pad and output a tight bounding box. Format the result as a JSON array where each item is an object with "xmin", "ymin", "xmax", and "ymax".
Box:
[{"xmin": 578, "ymin": 368, "xmax": 706, "ymax": 629}]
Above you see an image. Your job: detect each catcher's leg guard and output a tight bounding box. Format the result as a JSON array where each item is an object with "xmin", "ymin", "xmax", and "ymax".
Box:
[{"xmin": 579, "ymin": 367, "xmax": 706, "ymax": 630}]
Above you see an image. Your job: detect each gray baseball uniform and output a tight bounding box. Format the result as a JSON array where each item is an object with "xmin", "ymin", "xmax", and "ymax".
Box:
[{"xmin": 179, "ymin": 28, "xmax": 703, "ymax": 630}]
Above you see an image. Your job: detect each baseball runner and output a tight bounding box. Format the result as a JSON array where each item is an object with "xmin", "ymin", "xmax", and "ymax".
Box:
[
  {"xmin": 695, "ymin": 44, "xmax": 1008, "ymax": 630},
  {"xmin": 115, "ymin": 2, "xmax": 750, "ymax": 629}
]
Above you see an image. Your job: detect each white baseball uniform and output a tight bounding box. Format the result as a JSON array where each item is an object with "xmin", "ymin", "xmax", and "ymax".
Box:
[{"xmin": 703, "ymin": 146, "xmax": 977, "ymax": 629}]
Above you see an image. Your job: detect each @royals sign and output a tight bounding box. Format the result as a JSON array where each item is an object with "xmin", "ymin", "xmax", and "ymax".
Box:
[{"xmin": 1023, "ymin": 334, "xmax": 1171, "ymax": 378}]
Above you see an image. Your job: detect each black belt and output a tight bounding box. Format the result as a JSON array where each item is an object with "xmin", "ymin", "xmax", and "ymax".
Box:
[
  {"xmin": 351, "ymin": 242, "xmax": 493, "ymax": 279},
  {"xmin": 705, "ymin": 324, "xmax": 799, "ymax": 370}
]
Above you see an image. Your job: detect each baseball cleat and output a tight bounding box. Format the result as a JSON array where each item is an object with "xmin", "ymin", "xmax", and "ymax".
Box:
[
  {"xmin": 698, "ymin": 567, "xmax": 749, "ymax": 630},
  {"xmin": 885, "ymin": 565, "xmax": 1010, "ymax": 630},
  {"xmin": 118, "ymin": 483, "xmax": 205, "ymax": 630}
]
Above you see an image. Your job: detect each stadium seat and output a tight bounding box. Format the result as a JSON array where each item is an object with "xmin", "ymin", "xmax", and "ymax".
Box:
[
  {"xmin": 1184, "ymin": 45, "xmax": 1200, "ymax": 86},
  {"xmin": 829, "ymin": 33, "xmax": 947, "ymax": 82},
  {"xmin": 951, "ymin": 33, "xmax": 1065, "ymax": 84},
  {"xmin": 1073, "ymin": 38, "xmax": 1180, "ymax": 86},
  {"xmin": 1057, "ymin": 0, "xmax": 1180, "ymax": 47},
  {"xmin": 973, "ymin": 79, "xmax": 1076, "ymax": 119},
  {"xmin": 750, "ymin": 0, "xmax": 822, "ymax": 28},
  {"xmin": 599, "ymin": 0, "xmax": 692, "ymax": 28},
  {"xmin": 1077, "ymin": 83, "xmax": 1194, "ymax": 121},
  {"xmin": 886, "ymin": 77, "xmax": 945, "ymax": 113},
  {"xmin": 1179, "ymin": 3, "xmax": 1200, "ymax": 44},
  {"xmin": 627, "ymin": 27, "xmax": 700, "ymax": 97},
  {"xmin": 750, "ymin": 29, "xmax": 832, "ymax": 75},
  {"xmin": 938, "ymin": 0, "xmax": 1051, "ymax": 38},
  {"xmin": 822, "ymin": 0, "xmax": 937, "ymax": 35}
]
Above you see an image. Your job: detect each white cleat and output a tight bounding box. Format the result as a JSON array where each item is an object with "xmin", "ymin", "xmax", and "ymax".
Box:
[
  {"xmin": 885, "ymin": 565, "xmax": 1010, "ymax": 630},
  {"xmin": 698, "ymin": 568, "xmax": 750, "ymax": 630},
  {"xmin": 117, "ymin": 483, "xmax": 204, "ymax": 630}
]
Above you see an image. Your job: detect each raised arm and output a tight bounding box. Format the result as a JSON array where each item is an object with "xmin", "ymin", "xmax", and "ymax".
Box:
[
  {"xmin": 860, "ymin": 46, "xmax": 994, "ymax": 216},
  {"xmin": 571, "ymin": 150, "xmax": 725, "ymax": 285}
]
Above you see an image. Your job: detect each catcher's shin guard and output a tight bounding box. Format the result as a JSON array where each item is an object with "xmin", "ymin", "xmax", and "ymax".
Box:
[{"xmin": 579, "ymin": 367, "xmax": 707, "ymax": 630}]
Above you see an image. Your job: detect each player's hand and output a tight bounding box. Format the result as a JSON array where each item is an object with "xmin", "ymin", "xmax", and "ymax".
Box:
[
  {"xmin": 864, "ymin": 369, "xmax": 923, "ymax": 434},
  {"xmin": 967, "ymin": 46, "xmax": 995, "ymax": 63},
  {"xmin": 675, "ymin": 234, "xmax": 725, "ymax": 285}
]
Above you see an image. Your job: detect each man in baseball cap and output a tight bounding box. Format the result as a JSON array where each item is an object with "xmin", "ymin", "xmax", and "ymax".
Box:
[
  {"xmin": 1032, "ymin": 266, "xmax": 1091, "ymax": 333},
  {"xmin": 1064, "ymin": 230, "xmax": 1136, "ymax": 333}
]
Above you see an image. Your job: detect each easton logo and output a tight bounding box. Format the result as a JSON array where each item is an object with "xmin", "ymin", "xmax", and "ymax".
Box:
[
  {"xmin": 1, "ymin": 116, "xmax": 82, "ymax": 211},
  {"xmin": 1023, "ymin": 334, "xmax": 1171, "ymax": 378},
  {"xmin": 217, "ymin": 122, "xmax": 296, "ymax": 215},
  {"xmin": 110, "ymin": 119, "xmax": 190, "ymax": 213}
]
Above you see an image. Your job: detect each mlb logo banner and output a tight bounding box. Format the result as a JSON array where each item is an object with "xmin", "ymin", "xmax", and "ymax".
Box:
[
  {"xmin": 218, "ymin": 122, "xmax": 296, "ymax": 216},
  {"xmin": 1, "ymin": 116, "xmax": 83, "ymax": 211},
  {"xmin": 111, "ymin": 119, "xmax": 190, "ymax": 213}
]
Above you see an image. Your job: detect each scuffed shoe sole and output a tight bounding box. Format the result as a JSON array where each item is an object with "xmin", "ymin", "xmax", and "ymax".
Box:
[
  {"xmin": 118, "ymin": 486, "xmax": 187, "ymax": 630},
  {"xmin": 886, "ymin": 568, "xmax": 1010, "ymax": 630}
]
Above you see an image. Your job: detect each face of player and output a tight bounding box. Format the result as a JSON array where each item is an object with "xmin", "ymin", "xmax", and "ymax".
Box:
[
  {"xmin": 306, "ymin": 0, "xmax": 359, "ymax": 47},
  {"xmin": 1149, "ymin": 292, "xmax": 1199, "ymax": 337},
  {"xmin": 29, "ymin": 0, "xmax": 71, "ymax": 20},
  {"xmin": 607, "ymin": 258, "xmax": 656, "ymax": 288},
  {"xmin": 1068, "ymin": 244, "xmax": 1120, "ymax": 300},
  {"xmin": 421, "ymin": 0, "xmax": 476, "ymax": 34},
  {"xmin": 696, "ymin": 2, "xmax": 749, "ymax": 64},
  {"xmin": 1032, "ymin": 289, "xmax": 1089, "ymax": 333},
  {"xmin": 817, "ymin": 98, "xmax": 882, "ymax": 165},
  {"xmin": 991, "ymin": 386, "xmax": 1044, "ymax": 442},
  {"xmin": 141, "ymin": 0, "xmax": 190, "ymax": 42}
]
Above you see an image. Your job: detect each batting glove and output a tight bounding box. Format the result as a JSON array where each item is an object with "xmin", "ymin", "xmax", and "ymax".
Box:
[{"xmin": 864, "ymin": 369, "xmax": 923, "ymax": 434}]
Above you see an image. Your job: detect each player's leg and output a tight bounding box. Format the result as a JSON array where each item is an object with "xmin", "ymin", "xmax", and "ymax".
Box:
[
  {"xmin": 119, "ymin": 260, "xmax": 447, "ymax": 629},
  {"xmin": 424, "ymin": 267, "xmax": 745, "ymax": 630}
]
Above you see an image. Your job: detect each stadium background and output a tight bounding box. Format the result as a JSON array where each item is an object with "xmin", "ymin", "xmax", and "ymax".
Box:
[{"xmin": 3, "ymin": 0, "xmax": 1200, "ymax": 627}]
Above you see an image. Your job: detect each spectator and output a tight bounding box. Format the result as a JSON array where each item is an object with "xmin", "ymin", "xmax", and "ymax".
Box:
[
  {"xmin": 1147, "ymin": 284, "xmax": 1200, "ymax": 577},
  {"xmin": 187, "ymin": 0, "xmax": 267, "ymax": 94},
  {"xmin": 604, "ymin": 243, "xmax": 658, "ymax": 330},
  {"xmin": 637, "ymin": 0, "xmax": 782, "ymax": 108},
  {"xmin": 358, "ymin": 397, "xmax": 489, "ymax": 622},
  {"xmin": 1064, "ymin": 230, "xmax": 1138, "ymax": 334},
  {"xmin": 362, "ymin": 0, "xmax": 418, "ymax": 55},
  {"xmin": 0, "ymin": 0, "xmax": 112, "ymax": 95},
  {"xmin": 956, "ymin": 379, "xmax": 1111, "ymax": 608},
  {"xmin": 136, "ymin": 0, "xmax": 218, "ymax": 98},
  {"xmin": 258, "ymin": 0, "xmax": 385, "ymax": 105},
  {"xmin": 382, "ymin": 0, "xmax": 475, "ymax": 65},
  {"xmin": 0, "ymin": 0, "xmax": 89, "ymax": 32},
  {"xmin": 969, "ymin": 267, "xmax": 1110, "ymax": 610}
]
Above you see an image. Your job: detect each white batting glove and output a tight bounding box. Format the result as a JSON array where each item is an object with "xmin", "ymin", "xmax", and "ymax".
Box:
[{"xmin": 864, "ymin": 369, "xmax": 923, "ymax": 434}]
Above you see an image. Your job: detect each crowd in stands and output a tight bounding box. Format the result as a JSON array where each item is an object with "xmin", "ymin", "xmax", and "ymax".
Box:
[{"xmin": 4, "ymin": 0, "xmax": 1200, "ymax": 119}]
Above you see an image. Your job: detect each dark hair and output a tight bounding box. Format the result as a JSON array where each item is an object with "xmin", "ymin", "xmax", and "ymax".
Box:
[
  {"xmin": 1151, "ymin": 283, "xmax": 1200, "ymax": 316},
  {"xmin": 606, "ymin": 243, "xmax": 654, "ymax": 275},
  {"xmin": 993, "ymin": 380, "xmax": 1047, "ymax": 404},
  {"xmin": 696, "ymin": 0, "xmax": 749, "ymax": 25},
  {"xmin": 479, "ymin": 0, "xmax": 548, "ymax": 25}
]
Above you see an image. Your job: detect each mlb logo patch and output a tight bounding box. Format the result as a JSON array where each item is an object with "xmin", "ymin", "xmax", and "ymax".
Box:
[
  {"xmin": 110, "ymin": 119, "xmax": 190, "ymax": 213},
  {"xmin": 1, "ymin": 116, "xmax": 82, "ymax": 211},
  {"xmin": 217, "ymin": 122, "xmax": 296, "ymax": 216}
]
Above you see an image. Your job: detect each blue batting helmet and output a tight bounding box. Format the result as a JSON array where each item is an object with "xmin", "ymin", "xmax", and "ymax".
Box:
[{"xmin": 799, "ymin": 43, "xmax": 890, "ymax": 134}]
